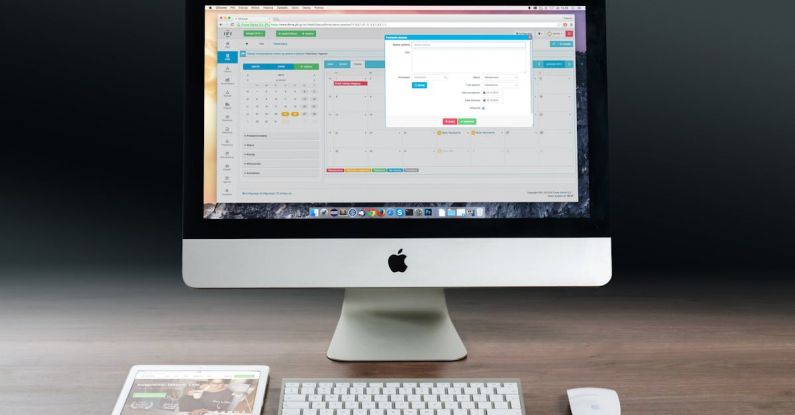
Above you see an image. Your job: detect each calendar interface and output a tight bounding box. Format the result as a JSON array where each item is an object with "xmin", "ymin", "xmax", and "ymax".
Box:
[{"xmin": 206, "ymin": 5, "xmax": 590, "ymax": 219}]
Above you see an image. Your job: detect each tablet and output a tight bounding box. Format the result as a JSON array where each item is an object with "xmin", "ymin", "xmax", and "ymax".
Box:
[{"xmin": 111, "ymin": 365, "xmax": 269, "ymax": 415}]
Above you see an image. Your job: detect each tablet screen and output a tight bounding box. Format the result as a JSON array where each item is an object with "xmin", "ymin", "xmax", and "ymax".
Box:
[{"xmin": 120, "ymin": 369, "xmax": 262, "ymax": 414}]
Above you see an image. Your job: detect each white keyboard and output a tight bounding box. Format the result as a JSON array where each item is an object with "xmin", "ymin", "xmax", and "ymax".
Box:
[{"xmin": 279, "ymin": 379, "xmax": 525, "ymax": 415}]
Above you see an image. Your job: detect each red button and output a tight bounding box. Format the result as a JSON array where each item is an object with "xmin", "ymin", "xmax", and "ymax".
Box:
[
  {"xmin": 443, "ymin": 118, "xmax": 458, "ymax": 125},
  {"xmin": 565, "ymin": 30, "xmax": 574, "ymax": 37}
]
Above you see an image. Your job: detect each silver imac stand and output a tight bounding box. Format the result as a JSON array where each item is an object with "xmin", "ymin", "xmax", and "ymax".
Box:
[{"xmin": 327, "ymin": 288, "xmax": 468, "ymax": 361}]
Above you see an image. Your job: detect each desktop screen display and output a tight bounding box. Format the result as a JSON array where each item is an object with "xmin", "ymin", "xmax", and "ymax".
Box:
[
  {"xmin": 121, "ymin": 370, "xmax": 260, "ymax": 414},
  {"xmin": 203, "ymin": 5, "xmax": 589, "ymax": 219}
]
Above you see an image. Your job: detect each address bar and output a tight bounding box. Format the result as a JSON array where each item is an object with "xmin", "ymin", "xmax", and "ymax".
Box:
[{"xmin": 267, "ymin": 21, "xmax": 561, "ymax": 28}]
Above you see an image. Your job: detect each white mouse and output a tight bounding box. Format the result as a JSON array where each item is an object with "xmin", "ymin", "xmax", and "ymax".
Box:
[{"xmin": 567, "ymin": 387, "xmax": 621, "ymax": 415}]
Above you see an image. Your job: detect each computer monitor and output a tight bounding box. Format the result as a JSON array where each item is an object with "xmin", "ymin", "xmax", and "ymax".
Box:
[{"xmin": 183, "ymin": 0, "xmax": 610, "ymax": 361}]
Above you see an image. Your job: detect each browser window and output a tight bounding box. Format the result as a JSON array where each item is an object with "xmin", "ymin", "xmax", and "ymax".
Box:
[{"xmin": 204, "ymin": 5, "xmax": 589, "ymax": 219}]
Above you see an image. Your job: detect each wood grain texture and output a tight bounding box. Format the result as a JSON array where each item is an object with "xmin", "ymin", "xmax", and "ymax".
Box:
[{"xmin": 1, "ymin": 271, "xmax": 793, "ymax": 414}]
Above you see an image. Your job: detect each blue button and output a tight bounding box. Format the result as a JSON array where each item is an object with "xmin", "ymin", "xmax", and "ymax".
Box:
[
  {"xmin": 411, "ymin": 82, "xmax": 428, "ymax": 89},
  {"xmin": 243, "ymin": 63, "xmax": 294, "ymax": 70},
  {"xmin": 364, "ymin": 60, "xmax": 385, "ymax": 68},
  {"xmin": 217, "ymin": 51, "xmax": 238, "ymax": 64},
  {"xmin": 324, "ymin": 60, "xmax": 351, "ymax": 68},
  {"xmin": 387, "ymin": 168, "xmax": 404, "ymax": 173},
  {"xmin": 550, "ymin": 40, "xmax": 574, "ymax": 47},
  {"xmin": 532, "ymin": 60, "xmax": 574, "ymax": 69}
]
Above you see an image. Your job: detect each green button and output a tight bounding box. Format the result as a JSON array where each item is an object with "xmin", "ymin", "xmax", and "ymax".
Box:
[
  {"xmin": 371, "ymin": 168, "xmax": 387, "ymax": 173},
  {"xmin": 276, "ymin": 30, "xmax": 316, "ymax": 37},
  {"xmin": 243, "ymin": 30, "xmax": 266, "ymax": 37},
  {"xmin": 458, "ymin": 118, "xmax": 477, "ymax": 125},
  {"xmin": 133, "ymin": 393, "xmax": 167, "ymax": 398},
  {"xmin": 294, "ymin": 63, "xmax": 319, "ymax": 70}
]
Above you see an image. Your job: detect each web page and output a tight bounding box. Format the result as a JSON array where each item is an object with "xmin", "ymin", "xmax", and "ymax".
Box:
[
  {"xmin": 121, "ymin": 370, "xmax": 261, "ymax": 414},
  {"xmin": 204, "ymin": 5, "xmax": 589, "ymax": 219}
]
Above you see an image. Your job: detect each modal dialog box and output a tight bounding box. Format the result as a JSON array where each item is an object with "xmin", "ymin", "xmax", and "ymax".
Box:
[{"xmin": 384, "ymin": 34, "xmax": 533, "ymax": 128}]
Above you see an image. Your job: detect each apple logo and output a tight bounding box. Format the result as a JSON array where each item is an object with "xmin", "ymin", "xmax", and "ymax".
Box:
[{"xmin": 388, "ymin": 249, "xmax": 408, "ymax": 273}]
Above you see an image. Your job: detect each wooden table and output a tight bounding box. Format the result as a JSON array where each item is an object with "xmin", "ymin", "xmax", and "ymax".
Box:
[{"xmin": 1, "ymin": 271, "xmax": 793, "ymax": 414}]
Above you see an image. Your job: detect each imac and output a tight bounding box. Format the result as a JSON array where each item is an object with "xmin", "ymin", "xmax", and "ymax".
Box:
[{"xmin": 183, "ymin": 0, "xmax": 610, "ymax": 361}]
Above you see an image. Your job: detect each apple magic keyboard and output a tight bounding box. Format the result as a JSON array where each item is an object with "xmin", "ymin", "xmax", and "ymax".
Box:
[{"xmin": 279, "ymin": 379, "xmax": 525, "ymax": 415}]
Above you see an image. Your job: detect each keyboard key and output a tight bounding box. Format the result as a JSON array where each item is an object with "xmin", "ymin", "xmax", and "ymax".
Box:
[
  {"xmin": 284, "ymin": 402, "xmax": 311, "ymax": 409},
  {"xmin": 285, "ymin": 395, "xmax": 307, "ymax": 402},
  {"xmin": 485, "ymin": 410, "xmax": 521, "ymax": 415}
]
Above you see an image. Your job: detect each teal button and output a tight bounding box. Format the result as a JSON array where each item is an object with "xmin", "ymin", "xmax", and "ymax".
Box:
[
  {"xmin": 550, "ymin": 40, "xmax": 574, "ymax": 47},
  {"xmin": 533, "ymin": 60, "xmax": 574, "ymax": 68}
]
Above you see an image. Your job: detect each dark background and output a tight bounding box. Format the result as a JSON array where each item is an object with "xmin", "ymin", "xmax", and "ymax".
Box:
[{"xmin": 1, "ymin": 0, "xmax": 794, "ymax": 280}]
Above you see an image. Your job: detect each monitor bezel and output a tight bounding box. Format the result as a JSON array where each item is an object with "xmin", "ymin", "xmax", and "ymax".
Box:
[{"xmin": 184, "ymin": 0, "xmax": 609, "ymax": 239}]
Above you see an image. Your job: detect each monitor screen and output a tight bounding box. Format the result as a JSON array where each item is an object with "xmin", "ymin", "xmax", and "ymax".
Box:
[{"xmin": 203, "ymin": 5, "xmax": 589, "ymax": 220}]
